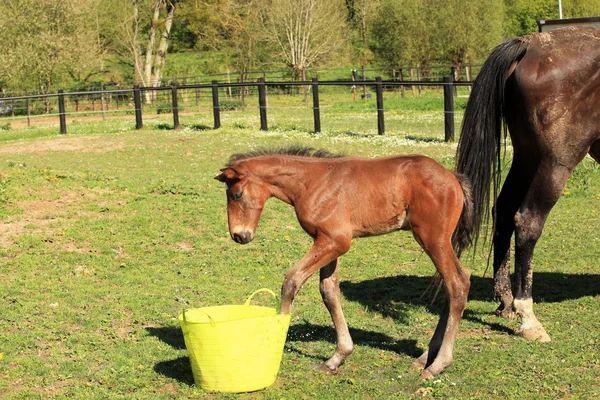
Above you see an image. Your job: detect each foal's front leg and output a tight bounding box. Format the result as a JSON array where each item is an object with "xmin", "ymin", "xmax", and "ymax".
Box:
[
  {"xmin": 279, "ymin": 236, "xmax": 351, "ymax": 370},
  {"xmin": 280, "ymin": 236, "xmax": 350, "ymax": 314},
  {"xmin": 319, "ymin": 258, "xmax": 353, "ymax": 371}
]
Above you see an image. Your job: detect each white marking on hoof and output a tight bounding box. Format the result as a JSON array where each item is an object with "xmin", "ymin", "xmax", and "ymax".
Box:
[{"xmin": 513, "ymin": 298, "xmax": 552, "ymax": 342}]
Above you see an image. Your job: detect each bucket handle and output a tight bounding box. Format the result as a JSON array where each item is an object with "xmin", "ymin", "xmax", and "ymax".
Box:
[
  {"xmin": 181, "ymin": 308, "xmax": 217, "ymax": 327},
  {"xmin": 244, "ymin": 288, "xmax": 281, "ymax": 312}
]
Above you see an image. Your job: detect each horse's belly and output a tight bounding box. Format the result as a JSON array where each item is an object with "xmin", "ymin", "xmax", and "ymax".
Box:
[{"xmin": 354, "ymin": 212, "xmax": 409, "ymax": 238}]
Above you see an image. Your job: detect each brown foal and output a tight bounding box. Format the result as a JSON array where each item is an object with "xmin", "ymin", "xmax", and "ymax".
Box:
[{"xmin": 216, "ymin": 146, "xmax": 474, "ymax": 379}]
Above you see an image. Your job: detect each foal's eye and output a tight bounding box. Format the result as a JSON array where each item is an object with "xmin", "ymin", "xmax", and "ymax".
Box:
[{"xmin": 232, "ymin": 191, "xmax": 243, "ymax": 200}]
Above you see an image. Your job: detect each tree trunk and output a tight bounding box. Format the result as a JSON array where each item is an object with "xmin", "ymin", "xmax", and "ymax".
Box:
[
  {"xmin": 144, "ymin": 0, "xmax": 161, "ymax": 85},
  {"xmin": 131, "ymin": 0, "xmax": 144, "ymax": 85},
  {"xmin": 151, "ymin": 1, "xmax": 177, "ymax": 87},
  {"xmin": 144, "ymin": 0, "xmax": 162, "ymax": 102}
]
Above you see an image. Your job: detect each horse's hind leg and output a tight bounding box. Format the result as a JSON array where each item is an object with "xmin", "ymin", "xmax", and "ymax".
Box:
[
  {"xmin": 318, "ymin": 258, "xmax": 354, "ymax": 371},
  {"xmin": 589, "ymin": 140, "xmax": 600, "ymax": 163},
  {"xmin": 493, "ymin": 158, "xmax": 532, "ymax": 318},
  {"xmin": 512, "ymin": 162, "xmax": 574, "ymax": 342}
]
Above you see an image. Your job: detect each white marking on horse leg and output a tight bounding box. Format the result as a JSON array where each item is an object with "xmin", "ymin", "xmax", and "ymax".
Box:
[{"xmin": 513, "ymin": 298, "xmax": 551, "ymax": 342}]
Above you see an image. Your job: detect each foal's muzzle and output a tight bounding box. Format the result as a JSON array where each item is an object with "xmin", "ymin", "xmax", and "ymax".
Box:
[{"xmin": 232, "ymin": 230, "xmax": 254, "ymax": 245}]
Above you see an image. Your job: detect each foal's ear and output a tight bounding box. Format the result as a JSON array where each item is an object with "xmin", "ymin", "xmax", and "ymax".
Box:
[{"xmin": 215, "ymin": 167, "xmax": 242, "ymax": 183}]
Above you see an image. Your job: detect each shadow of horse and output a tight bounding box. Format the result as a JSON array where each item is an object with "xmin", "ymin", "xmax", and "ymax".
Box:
[
  {"xmin": 340, "ymin": 272, "xmax": 600, "ymax": 323},
  {"xmin": 285, "ymin": 321, "xmax": 421, "ymax": 361}
]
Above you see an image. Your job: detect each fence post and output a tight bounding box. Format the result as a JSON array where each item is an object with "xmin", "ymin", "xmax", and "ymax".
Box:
[
  {"xmin": 362, "ymin": 65, "xmax": 367, "ymax": 99},
  {"xmin": 258, "ymin": 77, "xmax": 267, "ymax": 131},
  {"xmin": 443, "ymin": 75, "xmax": 455, "ymax": 142},
  {"xmin": 212, "ymin": 80, "xmax": 221, "ymax": 129},
  {"xmin": 312, "ymin": 77, "xmax": 321, "ymax": 133},
  {"xmin": 100, "ymin": 83, "xmax": 106, "ymax": 121},
  {"xmin": 58, "ymin": 90, "xmax": 67, "ymax": 134},
  {"xmin": 134, "ymin": 85, "xmax": 143, "ymax": 129},
  {"xmin": 25, "ymin": 89, "xmax": 31, "ymax": 128},
  {"xmin": 171, "ymin": 81, "xmax": 180, "ymax": 130},
  {"xmin": 376, "ymin": 77, "xmax": 385, "ymax": 135}
]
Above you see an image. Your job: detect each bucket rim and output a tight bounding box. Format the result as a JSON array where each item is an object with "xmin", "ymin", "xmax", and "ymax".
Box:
[{"xmin": 178, "ymin": 304, "xmax": 289, "ymax": 325}]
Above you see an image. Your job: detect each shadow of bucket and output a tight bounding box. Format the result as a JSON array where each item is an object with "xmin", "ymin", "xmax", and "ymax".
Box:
[{"xmin": 178, "ymin": 288, "xmax": 291, "ymax": 393}]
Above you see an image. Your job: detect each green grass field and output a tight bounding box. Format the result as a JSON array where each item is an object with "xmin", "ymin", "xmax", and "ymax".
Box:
[{"xmin": 0, "ymin": 108, "xmax": 598, "ymax": 399}]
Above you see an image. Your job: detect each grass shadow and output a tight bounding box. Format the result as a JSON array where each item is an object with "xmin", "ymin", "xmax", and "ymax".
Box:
[
  {"xmin": 339, "ymin": 272, "xmax": 600, "ymax": 334},
  {"xmin": 462, "ymin": 309, "xmax": 516, "ymax": 335},
  {"xmin": 153, "ymin": 356, "xmax": 195, "ymax": 386},
  {"xmin": 155, "ymin": 123, "xmax": 174, "ymax": 130},
  {"xmin": 189, "ymin": 124, "xmax": 212, "ymax": 131},
  {"xmin": 147, "ymin": 326, "xmax": 193, "ymax": 386},
  {"xmin": 341, "ymin": 130, "xmax": 373, "ymax": 138},
  {"xmin": 404, "ymin": 134, "xmax": 445, "ymax": 143},
  {"xmin": 341, "ymin": 272, "xmax": 600, "ymax": 312},
  {"xmin": 287, "ymin": 322, "xmax": 421, "ymax": 359},
  {"xmin": 146, "ymin": 326, "xmax": 186, "ymax": 350}
]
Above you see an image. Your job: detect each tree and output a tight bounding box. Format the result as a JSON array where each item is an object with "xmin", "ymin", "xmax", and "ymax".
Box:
[
  {"xmin": 99, "ymin": 0, "xmax": 179, "ymax": 87},
  {"xmin": 438, "ymin": 0, "xmax": 505, "ymax": 66},
  {"xmin": 177, "ymin": 0, "xmax": 269, "ymax": 75},
  {"xmin": 370, "ymin": 0, "xmax": 439, "ymax": 66},
  {"xmin": 504, "ymin": 0, "xmax": 558, "ymax": 37},
  {"xmin": 0, "ymin": 0, "xmax": 103, "ymax": 92},
  {"xmin": 345, "ymin": 0, "xmax": 380, "ymax": 64},
  {"xmin": 132, "ymin": 0, "xmax": 179, "ymax": 87},
  {"xmin": 258, "ymin": 0, "xmax": 349, "ymax": 78},
  {"xmin": 561, "ymin": 0, "xmax": 600, "ymax": 18},
  {"xmin": 371, "ymin": 0, "xmax": 504, "ymax": 69}
]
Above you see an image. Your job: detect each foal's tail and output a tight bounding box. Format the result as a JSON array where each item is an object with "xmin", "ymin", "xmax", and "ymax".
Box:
[
  {"xmin": 452, "ymin": 173, "xmax": 474, "ymax": 258},
  {"xmin": 455, "ymin": 37, "xmax": 529, "ymax": 249}
]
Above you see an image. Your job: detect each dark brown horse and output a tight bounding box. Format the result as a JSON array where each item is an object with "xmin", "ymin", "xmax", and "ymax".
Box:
[
  {"xmin": 216, "ymin": 146, "xmax": 474, "ymax": 379},
  {"xmin": 457, "ymin": 26, "xmax": 600, "ymax": 342}
]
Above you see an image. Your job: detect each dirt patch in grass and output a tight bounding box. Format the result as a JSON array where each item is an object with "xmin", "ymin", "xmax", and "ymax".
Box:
[
  {"xmin": 0, "ymin": 189, "xmax": 104, "ymax": 247},
  {"xmin": 0, "ymin": 135, "xmax": 127, "ymax": 154}
]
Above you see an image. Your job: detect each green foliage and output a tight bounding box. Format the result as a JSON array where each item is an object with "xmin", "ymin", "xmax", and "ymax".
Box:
[
  {"xmin": 219, "ymin": 99, "xmax": 243, "ymax": 111},
  {"xmin": 370, "ymin": 0, "xmax": 505, "ymax": 66},
  {"xmin": 0, "ymin": 0, "xmax": 103, "ymax": 91},
  {"xmin": 155, "ymin": 102, "xmax": 172, "ymax": 114},
  {"xmin": 504, "ymin": 0, "xmax": 559, "ymax": 36}
]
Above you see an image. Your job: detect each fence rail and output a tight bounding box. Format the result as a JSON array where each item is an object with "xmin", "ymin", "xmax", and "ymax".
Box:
[{"xmin": 0, "ymin": 76, "xmax": 473, "ymax": 141}]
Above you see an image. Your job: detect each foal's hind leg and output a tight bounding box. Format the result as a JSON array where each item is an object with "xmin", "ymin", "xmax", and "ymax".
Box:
[
  {"xmin": 411, "ymin": 229, "xmax": 470, "ymax": 379},
  {"xmin": 512, "ymin": 162, "xmax": 574, "ymax": 342},
  {"xmin": 318, "ymin": 258, "xmax": 354, "ymax": 371}
]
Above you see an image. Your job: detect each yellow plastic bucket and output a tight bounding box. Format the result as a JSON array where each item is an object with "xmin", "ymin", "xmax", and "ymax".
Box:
[{"xmin": 178, "ymin": 288, "xmax": 291, "ymax": 393}]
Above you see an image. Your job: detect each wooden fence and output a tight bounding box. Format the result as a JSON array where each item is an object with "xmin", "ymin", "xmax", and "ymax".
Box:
[{"xmin": 0, "ymin": 76, "xmax": 473, "ymax": 142}]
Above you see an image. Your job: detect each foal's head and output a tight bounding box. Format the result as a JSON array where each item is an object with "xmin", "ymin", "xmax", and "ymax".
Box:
[
  {"xmin": 216, "ymin": 146, "xmax": 342, "ymax": 244},
  {"xmin": 215, "ymin": 162, "xmax": 271, "ymax": 244}
]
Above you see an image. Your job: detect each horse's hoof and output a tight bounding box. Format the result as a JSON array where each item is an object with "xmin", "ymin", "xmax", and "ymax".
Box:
[
  {"xmin": 518, "ymin": 326, "xmax": 551, "ymax": 342},
  {"xmin": 495, "ymin": 306, "xmax": 516, "ymax": 320}
]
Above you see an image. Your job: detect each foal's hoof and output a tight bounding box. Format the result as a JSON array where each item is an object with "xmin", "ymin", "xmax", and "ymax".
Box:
[
  {"xmin": 518, "ymin": 326, "xmax": 551, "ymax": 343},
  {"xmin": 418, "ymin": 369, "xmax": 435, "ymax": 381},
  {"xmin": 409, "ymin": 358, "xmax": 426, "ymax": 371},
  {"xmin": 317, "ymin": 362, "xmax": 337, "ymax": 374}
]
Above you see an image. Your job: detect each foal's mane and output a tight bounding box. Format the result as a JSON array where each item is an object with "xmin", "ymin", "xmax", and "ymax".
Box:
[{"xmin": 226, "ymin": 145, "xmax": 344, "ymax": 166}]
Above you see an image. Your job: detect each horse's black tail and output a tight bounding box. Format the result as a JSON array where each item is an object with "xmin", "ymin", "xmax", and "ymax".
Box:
[
  {"xmin": 452, "ymin": 173, "xmax": 474, "ymax": 258},
  {"xmin": 455, "ymin": 37, "xmax": 529, "ymax": 250}
]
